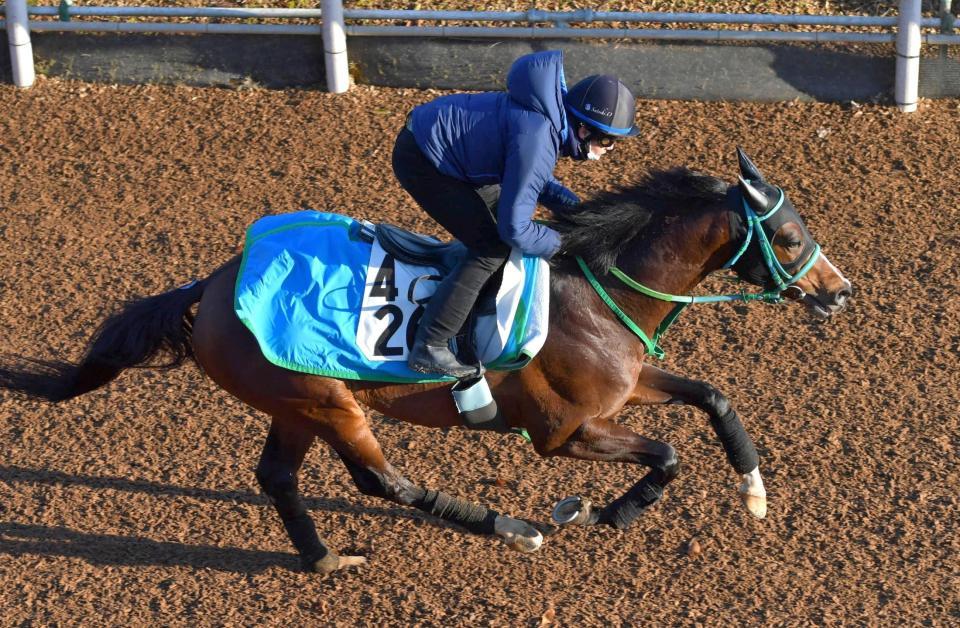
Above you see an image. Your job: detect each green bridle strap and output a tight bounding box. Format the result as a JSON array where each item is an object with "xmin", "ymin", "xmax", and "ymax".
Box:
[
  {"xmin": 576, "ymin": 256, "xmax": 667, "ymax": 359},
  {"xmin": 608, "ymin": 267, "xmax": 782, "ymax": 304},
  {"xmin": 577, "ymin": 257, "xmax": 796, "ymax": 359}
]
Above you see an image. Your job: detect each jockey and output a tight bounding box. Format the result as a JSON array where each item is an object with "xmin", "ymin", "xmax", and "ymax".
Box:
[{"xmin": 392, "ymin": 50, "xmax": 640, "ymax": 379}]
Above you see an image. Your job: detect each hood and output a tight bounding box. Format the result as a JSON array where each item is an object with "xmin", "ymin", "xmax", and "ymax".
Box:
[{"xmin": 506, "ymin": 50, "xmax": 568, "ymax": 141}]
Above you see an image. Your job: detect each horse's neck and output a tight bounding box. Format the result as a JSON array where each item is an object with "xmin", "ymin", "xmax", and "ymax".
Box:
[
  {"xmin": 601, "ymin": 210, "xmax": 733, "ymax": 333},
  {"xmin": 633, "ymin": 214, "xmax": 725, "ymax": 288}
]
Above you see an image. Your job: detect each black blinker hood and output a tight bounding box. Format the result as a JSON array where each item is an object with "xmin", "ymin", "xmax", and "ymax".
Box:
[{"xmin": 725, "ymin": 185, "xmax": 817, "ymax": 289}]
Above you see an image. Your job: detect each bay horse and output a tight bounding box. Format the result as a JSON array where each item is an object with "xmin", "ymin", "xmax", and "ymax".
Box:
[{"xmin": 0, "ymin": 150, "xmax": 851, "ymax": 574}]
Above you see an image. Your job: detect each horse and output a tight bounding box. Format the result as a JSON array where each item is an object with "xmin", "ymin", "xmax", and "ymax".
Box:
[{"xmin": 0, "ymin": 149, "xmax": 852, "ymax": 574}]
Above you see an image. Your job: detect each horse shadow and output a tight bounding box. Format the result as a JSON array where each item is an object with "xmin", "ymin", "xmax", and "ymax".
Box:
[
  {"xmin": 0, "ymin": 521, "xmax": 298, "ymax": 573},
  {"xmin": 0, "ymin": 464, "xmax": 462, "ymax": 572}
]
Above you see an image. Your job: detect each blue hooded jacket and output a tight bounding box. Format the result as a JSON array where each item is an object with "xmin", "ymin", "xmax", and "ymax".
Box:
[{"xmin": 408, "ymin": 51, "xmax": 580, "ymax": 258}]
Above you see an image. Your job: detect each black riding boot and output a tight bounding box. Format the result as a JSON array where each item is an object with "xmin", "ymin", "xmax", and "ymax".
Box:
[{"xmin": 408, "ymin": 256, "xmax": 501, "ymax": 379}]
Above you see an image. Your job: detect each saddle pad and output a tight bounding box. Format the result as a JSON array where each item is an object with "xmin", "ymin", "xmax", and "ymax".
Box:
[{"xmin": 234, "ymin": 210, "xmax": 550, "ymax": 383}]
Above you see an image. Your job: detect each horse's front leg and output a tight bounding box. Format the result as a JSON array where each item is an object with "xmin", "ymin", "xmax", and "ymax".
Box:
[
  {"xmin": 543, "ymin": 418, "xmax": 681, "ymax": 530},
  {"xmin": 628, "ymin": 363, "xmax": 766, "ymax": 519}
]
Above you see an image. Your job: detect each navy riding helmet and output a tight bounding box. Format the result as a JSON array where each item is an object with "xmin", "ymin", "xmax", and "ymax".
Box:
[{"xmin": 565, "ymin": 74, "xmax": 641, "ymax": 143}]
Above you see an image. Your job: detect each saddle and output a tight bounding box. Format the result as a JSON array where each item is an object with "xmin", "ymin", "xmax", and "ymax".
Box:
[
  {"xmin": 372, "ymin": 222, "xmax": 506, "ymax": 431},
  {"xmin": 365, "ymin": 221, "xmax": 499, "ymax": 317},
  {"xmin": 374, "ymin": 223, "xmax": 466, "ymax": 276}
]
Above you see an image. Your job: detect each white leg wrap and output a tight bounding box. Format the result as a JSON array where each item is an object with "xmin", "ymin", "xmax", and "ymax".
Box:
[{"xmin": 740, "ymin": 466, "xmax": 766, "ymax": 497}]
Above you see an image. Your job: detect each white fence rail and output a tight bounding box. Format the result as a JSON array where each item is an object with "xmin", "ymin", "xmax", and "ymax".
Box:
[{"xmin": 3, "ymin": 0, "xmax": 957, "ymax": 110}]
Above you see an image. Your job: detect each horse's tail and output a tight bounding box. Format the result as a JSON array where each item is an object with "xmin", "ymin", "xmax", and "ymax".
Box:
[{"xmin": 0, "ymin": 279, "xmax": 209, "ymax": 403}]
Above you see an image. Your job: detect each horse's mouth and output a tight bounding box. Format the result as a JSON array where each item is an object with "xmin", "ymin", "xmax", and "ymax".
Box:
[{"xmin": 802, "ymin": 294, "xmax": 838, "ymax": 320}]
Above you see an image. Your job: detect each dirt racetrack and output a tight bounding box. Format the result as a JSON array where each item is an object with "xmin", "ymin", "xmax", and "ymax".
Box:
[{"xmin": 0, "ymin": 77, "xmax": 957, "ymax": 625}]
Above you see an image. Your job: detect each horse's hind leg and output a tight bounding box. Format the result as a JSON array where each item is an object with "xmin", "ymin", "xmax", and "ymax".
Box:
[
  {"xmin": 256, "ymin": 416, "xmax": 366, "ymax": 574},
  {"xmin": 317, "ymin": 390, "xmax": 543, "ymax": 552},
  {"xmin": 335, "ymin": 454, "xmax": 541, "ymax": 553}
]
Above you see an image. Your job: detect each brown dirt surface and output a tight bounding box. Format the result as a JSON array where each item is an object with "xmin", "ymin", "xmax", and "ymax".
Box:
[{"xmin": 1, "ymin": 78, "xmax": 958, "ymax": 625}]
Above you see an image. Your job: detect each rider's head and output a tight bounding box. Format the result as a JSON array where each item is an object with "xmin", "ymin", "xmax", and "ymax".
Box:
[{"xmin": 563, "ymin": 75, "xmax": 640, "ymax": 161}]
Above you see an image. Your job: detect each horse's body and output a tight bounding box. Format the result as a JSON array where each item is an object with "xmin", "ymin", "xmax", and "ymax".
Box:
[{"xmin": 0, "ymin": 151, "xmax": 851, "ymax": 573}]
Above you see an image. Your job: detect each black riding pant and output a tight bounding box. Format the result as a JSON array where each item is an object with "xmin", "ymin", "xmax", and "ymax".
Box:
[{"xmin": 391, "ymin": 127, "xmax": 510, "ymax": 345}]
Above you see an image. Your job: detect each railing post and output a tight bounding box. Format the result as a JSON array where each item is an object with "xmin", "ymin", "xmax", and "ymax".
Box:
[
  {"xmin": 321, "ymin": 0, "xmax": 350, "ymax": 93},
  {"xmin": 941, "ymin": 1, "xmax": 955, "ymax": 33},
  {"xmin": 5, "ymin": 0, "xmax": 36, "ymax": 88},
  {"xmin": 895, "ymin": 0, "xmax": 922, "ymax": 112},
  {"xmin": 938, "ymin": 1, "xmax": 954, "ymax": 64}
]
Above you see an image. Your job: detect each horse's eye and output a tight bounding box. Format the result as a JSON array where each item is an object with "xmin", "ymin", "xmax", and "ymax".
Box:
[{"xmin": 786, "ymin": 240, "xmax": 803, "ymax": 250}]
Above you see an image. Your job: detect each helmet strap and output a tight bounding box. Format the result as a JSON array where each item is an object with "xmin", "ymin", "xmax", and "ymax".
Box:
[{"xmin": 571, "ymin": 122, "xmax": 593, "ymax": 161}]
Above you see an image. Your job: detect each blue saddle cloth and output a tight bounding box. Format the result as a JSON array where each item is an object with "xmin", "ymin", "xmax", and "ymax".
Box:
[{"xmin": 234, "ymin": 210, "xmax": 548, "ymax": 383}]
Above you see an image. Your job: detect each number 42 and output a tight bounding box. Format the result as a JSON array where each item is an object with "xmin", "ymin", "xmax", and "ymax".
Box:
[{"xmin": 369, "ymin": 254, "xmax": 438, "ymax": 357}]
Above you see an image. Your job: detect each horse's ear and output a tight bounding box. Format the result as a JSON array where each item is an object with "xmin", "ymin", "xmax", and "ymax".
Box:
[
  {"xmin": 736, "ymin": 147, "xmax": 766, "ymax": 182},
  {"xmin": 738, "ymin": 175, "xmax": 773, "ymax": 212}
]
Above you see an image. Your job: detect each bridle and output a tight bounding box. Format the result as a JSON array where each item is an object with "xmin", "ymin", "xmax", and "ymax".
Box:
[
  {"xmin": 726, "ymin": 185, "xmax": 821, "ymax": 295},
  {"xmin": 576, "ymin": 186, "xmax": 823, "ymax": 359}
]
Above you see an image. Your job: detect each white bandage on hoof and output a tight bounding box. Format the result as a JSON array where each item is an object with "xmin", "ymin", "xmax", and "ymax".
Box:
[{"xmin": 494, "ymin": 515, "xmax": 543, "ymax": 553}]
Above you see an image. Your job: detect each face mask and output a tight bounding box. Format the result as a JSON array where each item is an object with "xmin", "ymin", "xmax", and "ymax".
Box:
[{"xmin": 579, "ymin": 124, "xmax": 614, "ymax": 162}]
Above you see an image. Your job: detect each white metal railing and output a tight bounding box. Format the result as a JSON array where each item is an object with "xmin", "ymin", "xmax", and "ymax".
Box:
[
  {"xmin": 323, "ymin": 0, "xmax": 348, "ymax": 93},
  {"xmin": 3, "ymin": 0, "xmax": 33, "ymax": 86},
  {"xmin": 24, "ymin": 7, "xmax": 326, "ymax": 18},
  {"xmin": 897, "ymin": 0, "xmax": 922, "ymax": 111},
  {"xmin": 1, "ymin": 5, "xmax": 946, "ymax": 28},
  {"xmin": 3, "ymin": 1, "xmax": 957, "ymax": 109},
  {"xmin": 2, "ymin": 5, "xmax": 948, "ymax": 35}
]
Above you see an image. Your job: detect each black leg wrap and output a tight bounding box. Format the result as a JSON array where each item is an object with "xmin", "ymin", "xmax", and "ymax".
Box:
[
  {"xmin": 280, "ymin": 510, "xmax": 328, "ymax": 560},
  {"xmin": 257, "ymin": 465, "xmax": 329, "ymax": 561},
  {"xmin": 337, "ymin": 458, "xmax": 498, "ymax": 535},
  {"xmin": 413, "ymin": 489, "xmax": 498, "ymax": 535},
  {"xmin": 710, "ymin": 409, "xmax": 759, "ymax": 475},
  {"xmin": 270, "ymin": 490, "xmax": 330, "ymax": 561},
  {"xmin": 598, "ymin": 473, "xmax": 664, "ymax": 530}
]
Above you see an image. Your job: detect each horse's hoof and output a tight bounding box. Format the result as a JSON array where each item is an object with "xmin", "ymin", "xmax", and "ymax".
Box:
[
  {"xmin": 305, "ymin": 552, "xmax": 367, "ymax": 574},
  {"xmin": 495, "ymin": 515, "xmax": 544, "ymax": 553},
  {"xmin": 551, "ymin": 496, "xmax": 594, "ymax": 526},
  {"xmin": 740, "ymin": 492, "xmax": 767, "ymax": 520},
  {"xmin": 739, "ymin": 468, "xmax": 767, "ymax": 519}
]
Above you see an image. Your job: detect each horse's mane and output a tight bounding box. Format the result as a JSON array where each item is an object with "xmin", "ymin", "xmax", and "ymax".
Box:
[{"xmin": 551, "ymin": 167, "xmax": 730, "ymax": 273}]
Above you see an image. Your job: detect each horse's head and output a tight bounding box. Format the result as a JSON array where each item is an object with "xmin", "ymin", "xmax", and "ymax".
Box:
[{"xmin": 728, "ymin": 148, "xmax": 852, "ymax": 319}]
